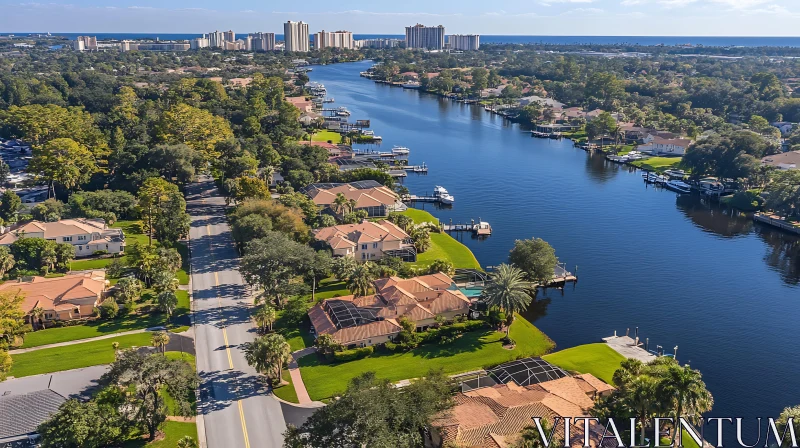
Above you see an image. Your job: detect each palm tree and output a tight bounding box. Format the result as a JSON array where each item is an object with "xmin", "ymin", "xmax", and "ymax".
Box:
[
  {"xmin": 29, "ymin": 306, "xmax": 45, "ymax": 330},
  {"xmin": 243, "ymin": 333, "xmax": 291, "ymax": 383},
  {"xmin": 625, "ymin": 376, "xmax": 659, "ymax": 445},
  {"xmin": 516, "ymin": 418, "xmax": 560, "ymax": 448},
  {"xmin": 40, "ymin": 246, "xmax": 57, "ymax": 275},
  {"xmin": 332, "ymin": 193, "xmax": 349, "ymax": 216},
  {"xmin": 152, "ymin": 270, "xmax": 179, "ymax": 294},
  {"xmin": 254, "ymin": 304, "xmax": 277, "ymax": 333},
  {"xmin": 346, "ymin": 263, "xmax": 376, "ymax": 297},
  {"xmin": 410, "ymin": 227, "xmax": 431, "ymax": 253},
  {"xmin": 0, "ymin": 247, "xmax": 15, "ymax": 278},
  {"xmin": 151, "ymin": 331, "xmax": 170, "ymax": 355},
  {"xmin": 612, "ymin": 358, "xmax": 645, "ymax": 391},
  {"xmin": 658, "ymin": 364, "xmax": 714, "ymax": 425},
  {"xmin": 480, "ymin": 264, "xmax": 532, "ymax": 335},
  {"xmin": 156, "ymin": 290, "xmax": 178, "ymax": 318},
  {"xmin": 176, "ymin": 436, "xmax": 198, "ymax": 448}
]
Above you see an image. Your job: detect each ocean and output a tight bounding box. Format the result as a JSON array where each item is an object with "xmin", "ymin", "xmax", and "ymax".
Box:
[{"xmin": 4, "ymin": 33, "xmax": 800, "ymax": 47}]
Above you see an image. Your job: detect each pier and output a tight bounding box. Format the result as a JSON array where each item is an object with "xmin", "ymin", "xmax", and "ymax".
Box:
[
  {"xmin": 603, "ymin": 327, "xmax": 678, "ymax": 363},
  {"xmin": 754, "ymin": 212, "xmax": 800, "ymax": 235},
  {"xmin": 442, "ymin": 219, "xmax": 492, "ymax": 236},
  {"xmin": 398, "ymin": 163, "xmax": 428, "ymax": 173},
  {"xmin": 405, "ymin": 194, "xmax": 449, "ymax": 204}
]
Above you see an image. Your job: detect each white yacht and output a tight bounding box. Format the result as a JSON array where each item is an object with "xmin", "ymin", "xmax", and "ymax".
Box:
[
  {"xmin": 664, "ymin": 169, "xmax": 687, "ymax": 179},
  {"xmin": 392, "ymin": 146, "xmax": 410, "ymax": 156},
  {"xmin": 433, "ymin": 186, "xmax": 455, "ymax": 204},
  {"xmin": 402, "ymin": 81, "xmax": 421, "ymax": 89},
  {"xmin": 665, "ymin": 180, "xmax": 692, "ymax": 194},
  {"xmin": 335, "ymin": 107, "xmax": 351, "ymax": 117},
  {"xmin": 362, "ymin": 130, "xmax": 374, "ymax": 136}
]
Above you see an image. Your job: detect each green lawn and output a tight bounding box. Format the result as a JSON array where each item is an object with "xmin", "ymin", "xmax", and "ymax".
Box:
[
  {"xmin": 630, "ymin": 157, "xmax": 683, "ymax": 173},
  {"xmin": 10, "ymin": 332, "xmax": 153, "ymax": 377},
  {"xmin": 543, "ymin": 343, "xmax": 626, "ymax": 385},
  {"xmin": 123, "ymin": 421, "xmax": 198, "ymax": 448},
  {"xmin": 399, "ymin": 209, "xmax": 482, "ymax": 270},
  {"xmin": 20, "ymin": 289, "xmax": 191, "ymax": 348},
  {"xmin": 272, "ymin": 369, "xmax": 299, "ymax": 403},
  {"xmin": 310, "ymin": 130, "xmax": 342, "ymax": 144},
  {"xmin": 162, "ymin": 352, "xmax": 197, "ymax": 416},
  {"xmin": 298, "ymin": 315, "xmax": 554, "ymax": 401}
]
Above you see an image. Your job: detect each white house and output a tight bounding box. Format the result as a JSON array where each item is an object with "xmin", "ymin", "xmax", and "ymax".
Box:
[
  {"xmin": 0, "ymin": 218, "xmax": 125, "ymax": 257},
  {"xmin": 638, "ymin": 136, "xmax": 693, "ymax": 156}
]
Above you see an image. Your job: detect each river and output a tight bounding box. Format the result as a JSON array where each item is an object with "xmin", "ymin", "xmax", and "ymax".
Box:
[{"xmin": 309, "ymin": 60, "xmax": 800, "ymax": 441}]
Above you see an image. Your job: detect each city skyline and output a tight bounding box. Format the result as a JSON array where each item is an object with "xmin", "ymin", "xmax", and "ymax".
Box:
[{"xmin": 1, "ymin": 0, "xmax": 800, "ymax": 36}]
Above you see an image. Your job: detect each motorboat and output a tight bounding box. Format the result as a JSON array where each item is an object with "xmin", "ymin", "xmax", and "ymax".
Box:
[
  {"xmin": 323, "ymin": 97, "xmax": 335, "ymax": 103},
  {"xmin": 336, "ymin": 107, "xmax": 351, "ymax": 117},
  {"xmin": 665, "ymin": 180, "xmax": 692, "ymax": 194},
  {"xmin": 698, "ymin": 177, "xmax": 725, "ymax": 195},
  {"xmin": 362, "ymin": 130, "xmax": 374, "ymax": 136},
  {"xmin": 433, "ymin": 186, "xmax": 455, "ymax": 204},
  {"xmin": 402, "ymin": 81, "xmax": 421, "ymax": 89},
  {"xmin": 644, "ymin": 172, "xmax": 667, "ymax": 184},
  {"xmin": 664, "ymin": 169, "xmax": 687, "ymax": 179},
  {"xmin": 392, "ymin": 146, "xmax": 410, "ymax": 156}
]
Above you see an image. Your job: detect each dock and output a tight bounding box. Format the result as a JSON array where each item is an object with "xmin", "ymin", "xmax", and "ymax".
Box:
[
  {"xmin": 754, "ymin": 212, "xmax": 800, "ymax": 235},
  {"xmin": 398, "ymin": 163, "xmax": 428, "ymax": 173},
  {"xmin": 405, "ymin": 195, "xmax": 448, "ymax": 204},
  {"xmin": 603, "ymin": 335, "xmax": 658, "ymax": 363},
  {"xmin": 442, "ymin": 219, "xmax": 492, "ymax": 236}
]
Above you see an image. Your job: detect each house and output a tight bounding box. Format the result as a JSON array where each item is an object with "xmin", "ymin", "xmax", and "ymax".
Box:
[
  {"xmin": 313, "ymin": 219, "xmax": 415, "ymax": 261},
  {"xmin": 0, "ymin": 218, "xmax": 125, "ymax": 257},
  {"xmin": 518, "ymin": 95, "xmax": 564, "ymax": 110},
  {"xmin": 762, "ymin": 150, "xmax": 800, "ymax": 170},
  {"xmin": 308, "ymin": 273, "xmax": 471, "ymax": 347},
  {"xmin": 771, "ymin": 121, "xmax": 795, "ymax": 136},
  {"xmin": 638, "ymin": 136, "xmax": 693, "ymax": 156},
  {"xmin": 0, "ymin": 271, "xmax": 108, "ymax": 322},
  {"xmin": 303, "ymin": 181, "xmax": 403, "ymax": 217},
  {"xmin": 285, "ymin": 96, "xmax": 314, "ymax": 113},
  {"xmin": 0, "ymin": 389, "xmax": 67, "ymax": 444},
  {"xmin": 429, "ymin": 359, "xmax": 615, "ymax": 448}
]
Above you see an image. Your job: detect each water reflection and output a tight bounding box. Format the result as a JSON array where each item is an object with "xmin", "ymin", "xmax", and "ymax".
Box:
[
  {"xmin": 756, "ymin": 227, "xmax": 800, "ymax": 285},
  {"xmin": 675, "ymin": 195, "xmax": 753, "ymax": 237},
  {"xmin": 520, "ymin": 296, "xmax": 553, "ymax": 324},
  {"xmin": 583, "ymin": 152, "xmax": 619, "ymax": 183}
]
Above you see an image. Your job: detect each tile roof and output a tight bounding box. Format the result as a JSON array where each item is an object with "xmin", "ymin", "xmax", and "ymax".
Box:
[
  {"xmin": 0, "ymin": 389, "xmax": 66, "ymax": 441},
  {"xmin": 2, "ymin": 218, "xmax": 124, "ymax": 246},
  {"xmin": 0, "ymin": 271, "xmax": 107, "ymax": 315},
  {"xmin": 306, "ymin": 184, "xmax": 399, "ymax": 210},
  {"xmin": 762, "ymin": 150, "xmax": 800, "ymax": 168},
  {"xmin": 313, "ymin": 220, "xmax": 409, "ymax": 249}
]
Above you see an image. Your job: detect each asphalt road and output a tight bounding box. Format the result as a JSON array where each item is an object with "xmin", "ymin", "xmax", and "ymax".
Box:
[{"xmin": 187, "ymin": 175, "xmax": 287, "ymax": 448}]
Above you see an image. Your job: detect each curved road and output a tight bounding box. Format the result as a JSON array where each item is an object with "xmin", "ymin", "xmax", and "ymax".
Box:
[{"xmin": 187, "ymin": 175, "xmax": 286, "ymax": 448}]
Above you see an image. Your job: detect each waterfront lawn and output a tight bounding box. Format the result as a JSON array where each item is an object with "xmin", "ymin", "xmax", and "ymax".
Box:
[
  {"xmin": 10, "ymin": 332, "xmax": 153, "ymax": 377},
  {"xmin": 298, "ymin": 315, "xmax": 554, "ymax": 401},
  {"xmin": 399, "ymin": 209, "xmax": 482, "ymax": 270},
  {"xmin": 543, "ymin": 343, "xmax": 625, "ymax": 385},
  {"xmin": 20, "ymin": 289, "xmax": 191, "ymax": 348},
  {"xmin": 631, "ymin": 157, "xmax": 682, "ymax": 173},
  {"xmin": 272, "ymin": 369, "xmax": 299, "ymax": 403},
  {"xmin": 311, "ymin": 130, "xmax": 342, "ymax": 144}
]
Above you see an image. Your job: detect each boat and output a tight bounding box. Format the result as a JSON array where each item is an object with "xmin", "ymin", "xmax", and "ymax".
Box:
[
  {"xmin": 362, "ymin": 130, "xmax": 374, "ymax": 136},
  {"xmin": 402, "ymin": 81, "xmax": 421, "ymax": 89},
  {"xmin": 644, "ymin": 172, "xmax": 667, "ymax": 184},
  {"xmin": 664, "ymin": 169, "xmax": 687, "ymax": 179},
  {"xmin": 665, "ymin": 180, "xmax": 692, "ymax": 194},
  {"xmin": 433, "ymin": 186, "xmax": 455, "ymax": 204},
  {"xmin": 336, "ymin": 107, "xmax": 351, "ymax": 117},
  {"xmin": 322, "ymin": 97, "xmax": 335, "ymax": 103},
  {"xmin": 392, "ymin": 146, "xmax": 410, "ymax": 155}
]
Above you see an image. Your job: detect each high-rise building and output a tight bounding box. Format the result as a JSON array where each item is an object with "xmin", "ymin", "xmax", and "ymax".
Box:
[
  {"xmin": 354, "ymin": 38, "xmax": 403, "ymax": 49},
  {"xmin": 250, "ymin": 32, "xmax": 276, "ymax": 51},
  {"xmin": 190, "ymin": 36, "xmax": 210, "ymax": 49},
  {"xmin": 223, "ymin": 30, "xmax": 235, "ymax": 43},
  {"xmin": 284, "ymin": 21, "xmax": 310, "ymax": 52},
  {"xmin": 405, "ymin": 24, "xmax": 445, "ymax": 50},
  {"xmin": 73, "ymin": 36, "xmax": 97, "ymax": 51},
  {"xmin": 314, "ymin": 30, "xmax": 354, "ymax": 49},
  {"xmin": 448, "ymin": 34, "xmax": 480, "ymax": 51},
  {"xmin": 208, "ymin": 30, "xmax": 226, "ymax": 48},
  {"xmin": 242, "ymin": 36, "xmax": 252, "ymax": 51}
]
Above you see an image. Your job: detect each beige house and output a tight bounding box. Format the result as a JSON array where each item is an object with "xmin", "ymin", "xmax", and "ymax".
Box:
[
  {"xmin": 638, "ymin": 136, "xmax": 692, "ymax": 156},
  {"xmin": 313, "ymin": 220, "xmax": 414, "ymax": 261},
  {"xmin": 308, "ymin": 273, "xmax": 471, "ymax": 348},
  {"xmin": 0, "ymin": 271, "xmax": 108, "ymax": 322},
  {"xmin": 0, "ymin": 219, "xmax": 125, "ymax": 257},
  {"xmin": 305, "ymin": 181, "xmax": 402, "ymax": 217}
]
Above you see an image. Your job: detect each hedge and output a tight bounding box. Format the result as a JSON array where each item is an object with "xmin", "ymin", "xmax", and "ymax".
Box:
[{"xmin": 331, "ymin": 346, "xmax": 374, "ymax": 362}]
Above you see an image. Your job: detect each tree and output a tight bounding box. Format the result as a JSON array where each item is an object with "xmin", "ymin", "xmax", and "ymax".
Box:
[
  {"xmin": 38, "ymin": 396, "xmax": 128, "ymax": 448},
  {"xmin": 0, "ymin": 246, "xmax": 15, "ymax": 278},
  {"xmin": 158, "ymin": 103, "xmax": 234, "ymax": 163},
  {"xmin": 152, "ymin": 270, "xmax": 179, "ymax": 294},
  {"xmin": 626, "ymin": 375, "xmax": 660, "ymax": 445},
  {"xmin": 331, "ymin": 256, "xmax": 358, "ymax": 281},
  {"xmin": 149, "ymin": 144, "xmax": 202, "ymax": 185},
  {"xmin": 177, "ymin": 436, "xmax": 199, "ymax": 448},
  {"xmin": 0, "ymin": 291, "xmax": 27, "ymax": 347},
  {"xmin": 99, "ymin": 300, "xmax": 119, "ymax": 319},
  {"xmin": 0, "ymin": 349, "xmax": 12, "ymax": 381},
  {"xmin": 240, "ymin": 232, "xmax": 315, "ymax": 307},
  {"xmin": 764, "ymin": 170, "xmax": 800, "ymax": 219},
  {"xmin": 776, "ymin": 406, "xmax": 800, "ymax": 447},
  {"xmin": 509, "ymin": 238, "xmax": 558, "ymax": 286},
  {"xmin": 138, "ymin": 177, "xmax": 189, "ymax": 246},
  {"xmin": 243, "ymin": 333, "xmax": 291, "ymax": 383},
  {"xmin": 314, "ymin": 333, "xmax": 342, "ymax": 356},
  {"xmin": 346, "ymin": 262, "xmax": 377, "ymax": 297},
  {"xmin": 515, "ymin": 418, "xmax": 561, "ymax": 448},
  {"xmin": 101, "ymin": 350, "xmax": 199, "ymax": 440},
  {"xmin": 30, "ymin": 306, "xmax": 45, "ymax": 330},
  {"xmin": 283, "ymin": 370, "xmax": 454, "ymax": 448},
  {"xmin": 151, "ymin": 331, "xmax": 170, "ymax": 355},
  {"xmin": 29, "ymin": 137, "xmax": 98, "ymax": 192},
  {"xmin": 253, "ymin": 304, "xmax": 277, "ymax": 333},
  {"xmin": 657, "ymin": 364, "xmax": 714, "ymax": 425},
  {"xmin": 388, "ymin": 212, "xmax": 414, "ymax": 233},
  {"xmin": 428, "ymin": 259, "xmax": 455, "ymax": 276},
  {"xmin": 0, "ymin": 189, "xmax": 22, "ymax": 223},
  {"xmin": 332, "ymin": 192, "xmax": 351, "ymax": 216},
  {"xmin": 115, "ymin": 277, "xmax": 143, "ymax": 305},
  {"xmin": 480, "ymin": 264, "xmax": 532, "ymax": 335},
  {"xmin": 410, "ymin": 227, "xmax": 431, "ymax": 253},
  {"xmin": 305, "ymin": 250, "xmax": 332, "ymax": 301},
  {"xmin": 31, "ymin": 198, "xmax": 66, "ymax": 222},
  {"xmin": 156, "ymin": 291, "xmax": 178, "ymax": 318}
]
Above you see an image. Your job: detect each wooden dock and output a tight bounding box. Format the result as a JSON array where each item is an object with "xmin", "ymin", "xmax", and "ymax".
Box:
[
  {"xmin": 603, "ymin": 335, "xmax": 658, "ymax": 363},
  {"xmin": 754, "ymin": 212, "xmax": 800, "ymax": 235},
  {"xmin": 406, "ymin": 195, "xmax": 447, "ymax": 203},
  {"xmin": 442, "ymin": 220, "xmax": 492, "ymax": 236}
]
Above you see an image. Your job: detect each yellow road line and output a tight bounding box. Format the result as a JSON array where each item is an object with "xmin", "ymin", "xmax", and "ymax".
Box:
[{"xmin": 207, "ymin": 222, "xmax": 251, "ymax": 448}]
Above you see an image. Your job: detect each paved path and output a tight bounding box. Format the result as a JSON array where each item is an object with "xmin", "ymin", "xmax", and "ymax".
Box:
[
  {"xmin": 9, "ymin": 329, "xmax": 149, "ymax": 354},
  {"xmin": 188, "ymin": 175, "xmax": 286, "ymax": 448},
  {"xmin": 287, "ymin": 348, "xmax": 317, "ymax": 405}
]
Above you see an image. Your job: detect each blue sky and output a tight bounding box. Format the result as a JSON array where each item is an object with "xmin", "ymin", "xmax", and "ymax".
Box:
[{"xmin": 1, "ymin": 0, "xmax": 798, "ymax": 35}]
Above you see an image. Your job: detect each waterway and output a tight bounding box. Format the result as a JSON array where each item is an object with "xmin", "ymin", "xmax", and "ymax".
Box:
[{"xmin": 310, "ymin": 60, "xmax": 800, "ymax": 443}]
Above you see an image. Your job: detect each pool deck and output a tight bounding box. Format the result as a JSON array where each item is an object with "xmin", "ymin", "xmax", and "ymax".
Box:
[{"xmin": 602, "ymin": 335, "xmax": 657, "ymax": 362}]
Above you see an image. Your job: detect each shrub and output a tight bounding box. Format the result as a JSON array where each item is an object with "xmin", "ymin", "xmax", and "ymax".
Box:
[
  {"xmin": 106, "ymin": 258, "xmax": 126, "ymax": 278},
  {"xmin": 331, "ymin": 346, "xmax": 373, "ymax": 362},
  {"xmin": 99, "ymin": 300, "xmax": 119, "ymax": 319},
  {"xmin": 93, "ymin": 250, "xmax": 109, "ymax": 256}
]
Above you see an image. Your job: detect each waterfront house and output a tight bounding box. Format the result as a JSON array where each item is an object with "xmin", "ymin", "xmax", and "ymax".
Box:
[
  {"xmin": 762, "ymin": 150, "xmax": 800, "ymax": 170},
  {"xmin": 637, "ymin": 136, "xmax": 692, "ymax": 156},
  {"xmin": 0, "ymin": 218, "xmax": 125, "ymax": 257},
  {"xmin": 303, "ymin": 181, "xmax": 404, "ymax": 218},
  {"xmin": 0, "ymin": 271, "xmax": 108, "ymax": 322},
  {"xmin": 771, "ymin": 121, "xmax": 795, "ymax": 136},
  {"xmin": 285, "ymin": 96, "xmax": 314, "ymax": 113},
  {"xmin": 308, "ymin": 273, "xmax": 471, "ymax": 347},
  {"xmin": 429, "ymin": 361, "xmax": 614, "ymax": 448},
  {"xmin": 313, "ymin": 219, "xmax": 415, "ymax": 261}
]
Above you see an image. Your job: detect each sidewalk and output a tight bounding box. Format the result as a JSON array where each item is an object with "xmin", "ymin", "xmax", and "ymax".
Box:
[
  {"xmin": 9, "ymin": 328, "xmax": 150, "ymax": 354},
  {"xmin": 287, "ymin": 347, "xmax": 317, "ymax": 405}
]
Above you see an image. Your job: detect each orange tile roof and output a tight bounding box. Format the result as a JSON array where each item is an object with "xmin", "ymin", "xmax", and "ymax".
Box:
[
  {"xmin": 313, "ymin": 220, "xmax": 409, "ymax": 250},
  {"xmin": 0, "ymin": 271, "xmax": 107, "ymax": 315}
]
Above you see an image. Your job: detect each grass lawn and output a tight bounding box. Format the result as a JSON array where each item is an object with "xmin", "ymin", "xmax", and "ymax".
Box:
[
  {"xmin": 631, "ymin": 157, "xmax": 683, "ymax": 173},
  {"xmin": 298, "ymin": 315, "xmax": 553, "ymax": 401},
  {"xmin": 543, "ymin": 343, "xmax": 626, "ymax": 385},
  {"xmin": 310, "ymin": 130, "xmax": 342, "ymax": 144},
  {"xmin": 20, "ymin": 289, "xmax": 191, "ymax": 348},
  {"xmin": 399, "ymin": 209, "xmax": 482, "ymax": 270},
  {"xmin": 10, "ymin": 332, "xmax": 153, "ymax": 377},
  {"xmin": 123, "ymin": 421, "xmax": 198, "ymax": 448},
  {"xmin": 272, "ymin": 369, "xmax": 299, "ymax": 403},
  {"xmin": 162, "ymin": 352, "xmax": 197, "ymax": 416}
]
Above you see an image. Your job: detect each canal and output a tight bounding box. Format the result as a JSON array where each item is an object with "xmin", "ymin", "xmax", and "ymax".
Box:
[{"xmin": 310, "ymin": 60, "xmax": 800, "ymax": 439}]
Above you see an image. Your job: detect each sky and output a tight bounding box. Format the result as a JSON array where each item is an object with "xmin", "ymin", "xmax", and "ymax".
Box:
[{"xmin": 1, "ymin": 0, "xmax": 799, "ymax": 36}]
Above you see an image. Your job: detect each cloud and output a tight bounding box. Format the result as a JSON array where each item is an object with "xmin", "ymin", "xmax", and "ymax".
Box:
[{"xmin": 565, "ymin": 7, "xmax": 605, "ymax": 14}]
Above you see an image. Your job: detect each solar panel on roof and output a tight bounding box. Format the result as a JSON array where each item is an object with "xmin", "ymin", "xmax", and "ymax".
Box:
[{"xmin": 488, "ymin": 357, "xmax": 569, "ymax": 386}]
